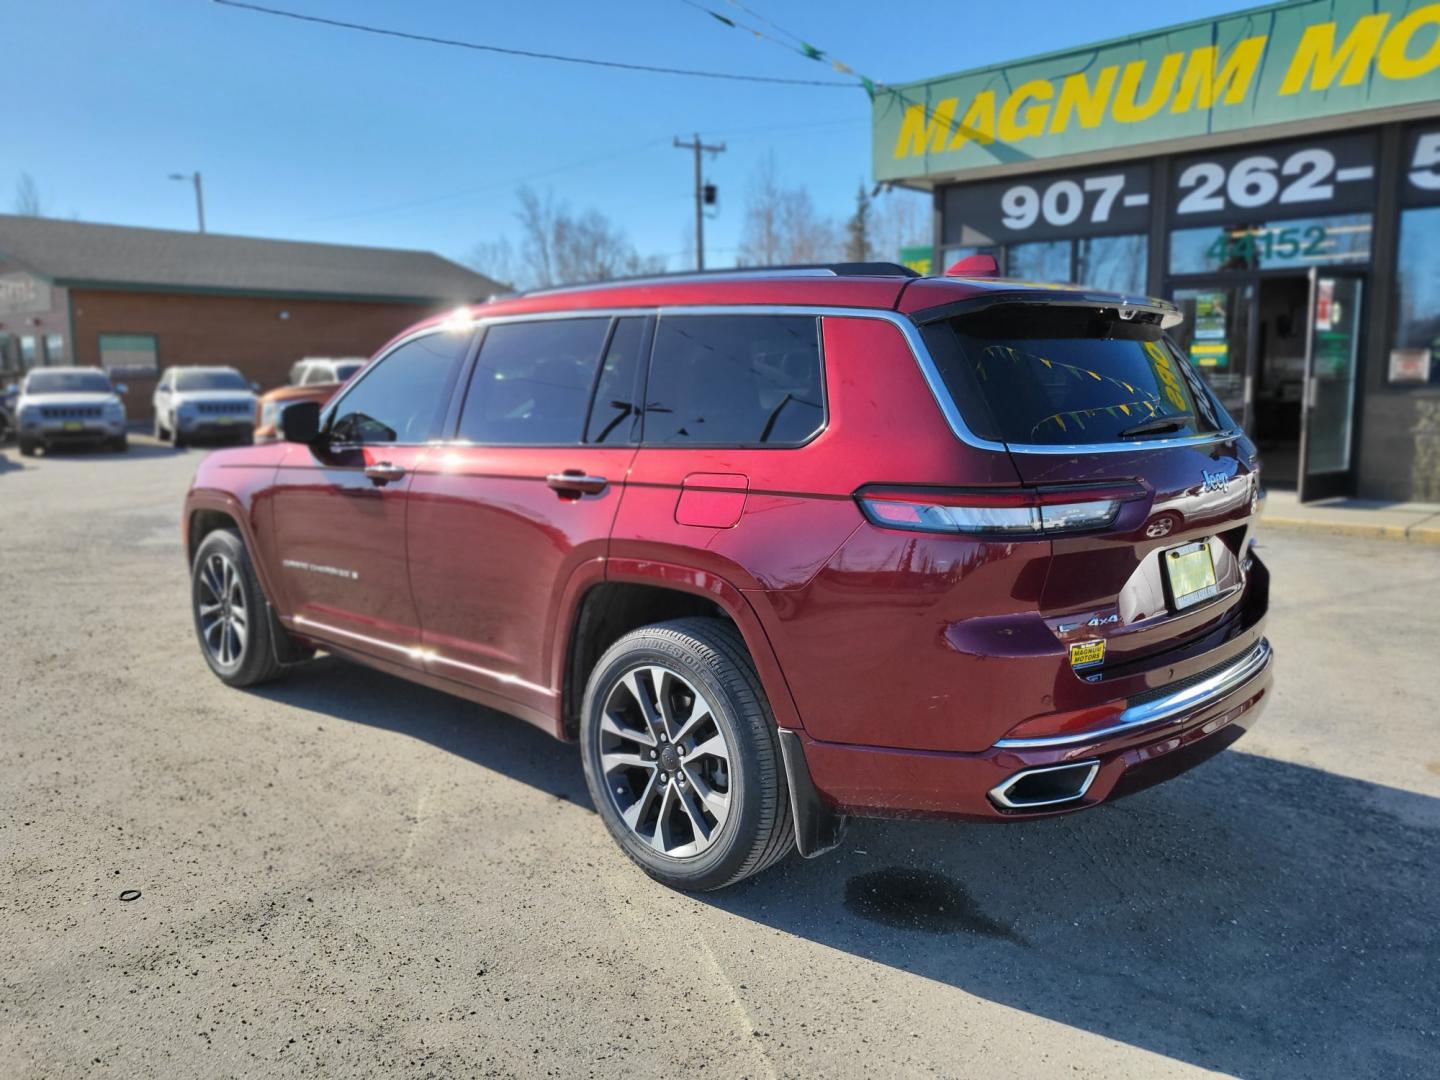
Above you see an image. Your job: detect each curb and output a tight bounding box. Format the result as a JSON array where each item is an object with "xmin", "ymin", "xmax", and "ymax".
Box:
[{"xmin": 1259, "ymin": 517, "xmax": 1440, "ymax": 544}]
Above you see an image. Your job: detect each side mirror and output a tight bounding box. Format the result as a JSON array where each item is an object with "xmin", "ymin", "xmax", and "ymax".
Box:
[
  {"xmin": 280, "ymin": 399, "xmax": 323, "ymax": 444},
  {"xmin": 115, "ymin": 383, "xmax": 129, "ymax": 395},
  {"xmin": 250, "ymin": 380, "xmax": 261, "ymax": 393},
  {"xmin": 4, "ymin": 382, "xmax": 16, "ymax": 394}
]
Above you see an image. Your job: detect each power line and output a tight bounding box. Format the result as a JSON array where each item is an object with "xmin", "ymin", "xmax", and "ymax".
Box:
[
  {"xmin": 212, "ymin": 0, "xmax": 853, "ymax": 87},
  {"xmin": 306, "ymin": 139, "xmax": 673, "ymax": 224}
]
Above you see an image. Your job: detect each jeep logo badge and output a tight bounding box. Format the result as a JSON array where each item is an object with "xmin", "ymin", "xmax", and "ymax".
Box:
[{"xmin": 1201, "ymin": 469, "xmax": 1231, "ymax": 493}]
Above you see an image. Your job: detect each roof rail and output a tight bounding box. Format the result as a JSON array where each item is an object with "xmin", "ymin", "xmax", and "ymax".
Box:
[{"xmin": 517, "ymin": 261, "xmax": 921, "ymax": 298}]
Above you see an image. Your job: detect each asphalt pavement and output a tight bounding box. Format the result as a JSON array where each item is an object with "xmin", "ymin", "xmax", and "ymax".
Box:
[{"xmin": 2, "ymin": 437, "xmax": 1437, "ymax": 1079}]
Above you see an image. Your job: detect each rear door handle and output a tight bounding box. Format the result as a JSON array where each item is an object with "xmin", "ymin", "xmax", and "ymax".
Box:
[
  {"xmin": 364, "ymin": 461, "xmax": 406, "ymax": 486},
  {"xmin": 545, "ymin": 471, "xmax": 608, "ymax": 495}
]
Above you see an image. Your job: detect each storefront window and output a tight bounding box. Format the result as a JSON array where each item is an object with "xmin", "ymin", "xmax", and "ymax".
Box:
[
  {"xmin": 1392, "ymin": 207, "xmax": 1440, "ymax": 385},
  {"xmin": 1075, "ymin": 235, "xmax": 1148, "ymax": 295},
  {"xmin": 19, "ymin": 335, "xmax": 37, "ymax": 370},
  {"xmin": 1169, "ymin": 214, "xmax": 1372, "ymax": 275},
  {"xmin": 938, "ymin": 246, "xmax": 998, "ymax": 273},
  {"xmin": 1006, "ymin": 240, "xmax": 1069, "ymax": 283}
]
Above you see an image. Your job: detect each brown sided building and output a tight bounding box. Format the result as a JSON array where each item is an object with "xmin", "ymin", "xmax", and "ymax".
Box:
[{"xmin": 0, "ymin": 215, "xmax": 502, "ymax": 420}]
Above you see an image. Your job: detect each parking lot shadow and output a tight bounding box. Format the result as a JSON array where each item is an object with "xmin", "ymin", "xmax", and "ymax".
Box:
[
  {"xmin": 256, "ymin": 657, "xmax": 1439, "ymax": 1078},
  {"xmin": 253, "ymin": 656, "xmax": 592, "ymax": 807},
  {"xmin": 20, "ymin": 441, "xmax": 184, "ymax": 462}
]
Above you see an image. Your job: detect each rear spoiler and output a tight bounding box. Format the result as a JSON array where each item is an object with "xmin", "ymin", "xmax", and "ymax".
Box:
[{"xmin": 909, "ymin": 289, "xmax": 1184, "ymax": 331}]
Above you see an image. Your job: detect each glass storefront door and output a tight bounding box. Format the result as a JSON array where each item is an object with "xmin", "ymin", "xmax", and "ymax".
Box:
[
  {"xmin": 1299, "ymin": 270, "xmax": 1364, "ymax": 502},
  {"xmin": 1170, "ymin": 283, "xmax": 1253, "ymax": 428}
]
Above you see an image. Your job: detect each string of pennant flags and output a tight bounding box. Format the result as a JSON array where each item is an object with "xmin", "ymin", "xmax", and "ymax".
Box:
[{"xmin": 681, "ymin": 0, "xmax": 879, "ymax": 99}]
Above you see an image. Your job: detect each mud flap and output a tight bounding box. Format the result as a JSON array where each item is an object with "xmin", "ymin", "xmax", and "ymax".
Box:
[
  {"xmin": 777, "ymin": 728, "xmax": 847, "ymax": 858},
  {"xmin": 267, "ymin": 602, "xmax": 316, "ymax": 666}
]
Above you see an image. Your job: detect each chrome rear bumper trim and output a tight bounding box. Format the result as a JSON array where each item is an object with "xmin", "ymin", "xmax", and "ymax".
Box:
[{"xmin": 993, "ymin": 638, "xmax": 1272, "ymax": 750}]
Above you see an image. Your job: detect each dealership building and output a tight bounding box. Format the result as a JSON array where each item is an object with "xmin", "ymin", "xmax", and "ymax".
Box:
[
  {"xmin": 0, "ymin": 215, "xmax": 501, "ymax": 420},
  {"xmin": 874, "ymin": 0, "xmax": 1440, "ymax": 501}
]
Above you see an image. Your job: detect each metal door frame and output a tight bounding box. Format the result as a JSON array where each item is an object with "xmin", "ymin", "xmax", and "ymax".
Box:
[{"xmin": 1297, "ymin": 266, "xmax": 1368, "ymax": 503}]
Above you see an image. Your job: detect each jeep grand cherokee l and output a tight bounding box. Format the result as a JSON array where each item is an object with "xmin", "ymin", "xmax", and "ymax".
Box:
[{"xmin": 182, "ymin": 264, "xmax": 1273, "ymax": 891}]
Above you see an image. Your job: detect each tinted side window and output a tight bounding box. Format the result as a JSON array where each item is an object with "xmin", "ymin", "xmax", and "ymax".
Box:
[
  {"xmin": 329, "ymin": 331, "xmax": 469, "ymax": 444},
  {"xmin": 457, "ymin": 319, "xmax": 609, "ymax": 445},
  {"xmin": 644, "ymin": 315, "xmax": 823, "ymax": 446},
  {"xmin": 585, "ymin": 318, "xmax": 647, "ymax": 445}
]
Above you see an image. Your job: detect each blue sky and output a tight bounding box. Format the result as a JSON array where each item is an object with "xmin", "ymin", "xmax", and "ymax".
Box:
[{"xmin": 7, "ymin": 0, "xmax": 1260, "ymax": 270}]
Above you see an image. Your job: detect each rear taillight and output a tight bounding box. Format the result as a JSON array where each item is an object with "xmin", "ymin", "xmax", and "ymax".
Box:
[{"xmin": 855, "ymin": 483, "xmax": 1145, "ymax": 537}]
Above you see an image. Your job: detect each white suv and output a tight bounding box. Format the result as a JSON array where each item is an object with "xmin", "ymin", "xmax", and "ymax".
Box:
[
  {"xmin": 153, "ymin": 366, "xmax": 258, "ymax": 448},
  {"xmin": 15, "ymin": 367, "xmax": 128, "ymax": 456}
]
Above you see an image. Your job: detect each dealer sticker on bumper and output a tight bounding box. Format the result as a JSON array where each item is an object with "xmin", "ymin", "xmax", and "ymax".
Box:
[{"xmin": 1069, "ymin": 639, "xmax": 1106, "ymax": 669}]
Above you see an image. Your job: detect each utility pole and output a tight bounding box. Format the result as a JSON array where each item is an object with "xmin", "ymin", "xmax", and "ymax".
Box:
[
  {"xmin": 673, "ymin": 134, "xmax": 724, "ymax": 270},
  {"xmin": 168, "ymin": 171, "xmax": 206, "ymax": 233}
]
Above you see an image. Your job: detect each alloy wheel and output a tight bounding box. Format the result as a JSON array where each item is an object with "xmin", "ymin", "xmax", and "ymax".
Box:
[
  {"xmin": 197, "ymin": 552, "xmax": 248, "ymax": 667},
  {"xmin": 599, "ymin": 664, "xmax": 733, "ymax": 858}
]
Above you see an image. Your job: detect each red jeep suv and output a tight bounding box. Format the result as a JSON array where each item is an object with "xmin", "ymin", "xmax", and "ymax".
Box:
[{"xmin": 183, "ymin": 264, "xmax": 1273, "ymax": 891}]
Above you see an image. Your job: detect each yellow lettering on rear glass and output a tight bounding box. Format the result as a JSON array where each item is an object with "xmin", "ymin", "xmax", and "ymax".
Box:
[
  {"xmin": 1112, "ymin": 53, "xmax": 1184, "ymax": 122},
  {"xmin": 1144, "ymin": 341, "xmax": 1188, "ymax": 411},
  {"xmin": 1170, "ymin": 36, "xmax": 1267, "ymax": 113},
  {"xmin": 947, "ymin": 90, "xmax": 998, "ymax": 148},
  {"xmin": 1279, "ymin": 14, "xmax": 1389, "ymax": 94},
  {"xmin": 997, "ymin": 79, "xmax": 1053, "ymax": 141},
  {"xmin": 1377, "ymin": 4, "xmax": 1440, "ymax": 80},
  {"xmin": 892, "ymin": 98, "xmax": 958, "ymax": 158},
  {"xmin": 1049, "ymin": 66, "xmax": 1118, "ymax": 133}
]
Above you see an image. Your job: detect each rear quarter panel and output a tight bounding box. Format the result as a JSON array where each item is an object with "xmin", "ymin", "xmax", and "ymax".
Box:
[{"xmin": 609, "ymin": 314, "xmax": 1026, "ymax": 738}]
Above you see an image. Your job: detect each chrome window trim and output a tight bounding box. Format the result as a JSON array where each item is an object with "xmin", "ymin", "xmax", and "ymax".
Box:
[
  {"xmin": 334, "ymin": 304, "xmax": 1243, "ymax": 457},
  {"xmin": 993, "ymin": 637, "xmax": 1272, "ymax": 750}
]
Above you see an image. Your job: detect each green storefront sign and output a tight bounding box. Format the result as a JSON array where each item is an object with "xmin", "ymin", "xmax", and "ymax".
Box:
[{"xmin": 873, "ymin": 0, "xmax": 1440, "ymax": 182}]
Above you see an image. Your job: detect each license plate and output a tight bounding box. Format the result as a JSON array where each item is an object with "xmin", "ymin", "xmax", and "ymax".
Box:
[
  {"xmin": 215, "ymin": 417, "xmax": 236, "ymax": 424},
  {"xmin": 63, "ymin": 421, "xmax": 84, "ymax": 431},
  {"xmin": 1166, "ymin": 541, "xmax": 1219, "ymax": 610}
]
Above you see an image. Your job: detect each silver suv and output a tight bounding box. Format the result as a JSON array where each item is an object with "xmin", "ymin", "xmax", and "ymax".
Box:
[
  {"xmin": 14, "ymin": 367, "xmax": 128, "ymax": 456},
  {"xmin": 153, "ymin": 366, "xmax": 258, "ymax": 448}
]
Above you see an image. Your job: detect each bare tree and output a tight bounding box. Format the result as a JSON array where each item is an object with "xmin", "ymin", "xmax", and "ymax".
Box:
[
  {"xmin": 507, "ymin": 185, "xmax": 661, "ymax": 289},
  {"xmin": 465, "ymin": 236, "xmax": 518, "ymax": 292},
  {"xmin": 737, "ymin": 153, "xmax": 841, "ymax": 266},
  {"xmin": 13, "ymin": 173, "xmax": 44, "ymax": 217},
  {"xmin": 868, "ymin": 188, "xmax": 931, "ymax": 264},
  {"xmin": 845, "ymin": 182, "xmax": 873, "ymax": 262}
]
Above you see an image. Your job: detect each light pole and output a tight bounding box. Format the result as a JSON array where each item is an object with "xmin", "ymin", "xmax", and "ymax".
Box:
[{"xmin": 168, "ymin": 171, "xmax": 206, "ymax": 233}]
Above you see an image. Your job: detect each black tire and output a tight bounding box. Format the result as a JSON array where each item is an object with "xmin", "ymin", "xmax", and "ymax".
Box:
[
  {"xmin": 579, "ymin": 617, "xmax": 795, "ymax": 891},
  {"xmin": 190, "ymin": 528, "xmax": 285, "ymax": 687},
  {"xmin": 173, "ymin": 429, "xmax": 186, "ymax": 449},
  {"xmin": 110, "ymin": 435, "xmax": 129, "ymax": 452},
  {"xmin": 19, "ymin": 439, "xmax": 37, "ymax": 457}
]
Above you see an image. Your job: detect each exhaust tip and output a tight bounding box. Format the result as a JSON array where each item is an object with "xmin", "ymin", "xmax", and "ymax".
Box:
[{"xmin": 989, "ymin": 760, "xmax": 1100, "ymax": 810}]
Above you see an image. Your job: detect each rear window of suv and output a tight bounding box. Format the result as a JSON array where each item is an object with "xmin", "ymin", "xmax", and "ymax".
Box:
[{"xmin": 920, "ymin": 305, "xmax": 1231, "ymax": 446}]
